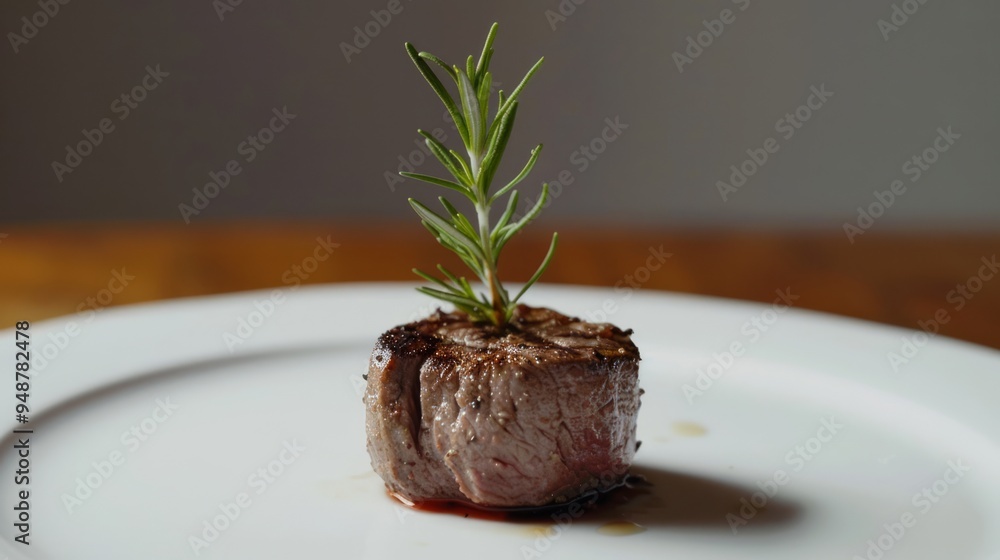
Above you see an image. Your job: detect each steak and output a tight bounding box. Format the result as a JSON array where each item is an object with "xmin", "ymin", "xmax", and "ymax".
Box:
[{"xmin": 363, "ymin": 304, "xmax": 642, "ymax": 508}]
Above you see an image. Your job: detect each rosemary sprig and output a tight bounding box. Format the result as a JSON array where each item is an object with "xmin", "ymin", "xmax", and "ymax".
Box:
[{"xmin": 400, "ymin": 23, "xmax": 557, "ymax": 327}]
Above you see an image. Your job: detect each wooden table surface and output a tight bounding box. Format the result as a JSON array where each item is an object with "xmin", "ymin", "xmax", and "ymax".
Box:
[{"xmin": 1, "ymin": 225, "xmax": 998, "ymax": 351}]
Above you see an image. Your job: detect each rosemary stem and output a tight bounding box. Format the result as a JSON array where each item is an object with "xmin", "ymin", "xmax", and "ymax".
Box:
[{"xmin": 472, "ymin": 152, "xmax": 506, "ymax": 327}]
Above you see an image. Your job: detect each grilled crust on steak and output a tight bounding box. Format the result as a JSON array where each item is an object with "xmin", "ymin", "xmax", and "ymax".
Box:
[{"xmin": 363, "ymin": 304, "xmax": 641, "ymax": 508}]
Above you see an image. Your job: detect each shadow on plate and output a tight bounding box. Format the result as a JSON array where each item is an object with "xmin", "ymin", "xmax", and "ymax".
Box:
[
  {"xmin": 586, "ymin": 464, "xmax": 804, "ymax": 531},
  {"xmin": 402, "ymin": 464, "xmax": 804, "ymax": 534}
]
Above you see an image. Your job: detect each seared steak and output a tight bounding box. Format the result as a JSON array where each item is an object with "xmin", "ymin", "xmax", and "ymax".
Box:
[{"xmin": 363, "ymin": 304, "xmax": 641, "ymax": 508}]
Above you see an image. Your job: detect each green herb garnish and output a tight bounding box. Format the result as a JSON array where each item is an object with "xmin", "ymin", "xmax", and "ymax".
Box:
[{"xmin": 401, "ymin": 23, "xmax": 557, "ymax": 328}]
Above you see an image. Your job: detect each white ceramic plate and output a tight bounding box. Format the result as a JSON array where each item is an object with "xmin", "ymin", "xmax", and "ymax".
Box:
[{"xmin": 2, "ymin": 283, "xmax": 1000, "ymax": 560}]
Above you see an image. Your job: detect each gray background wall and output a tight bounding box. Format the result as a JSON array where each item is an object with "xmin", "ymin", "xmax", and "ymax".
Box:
[{"xmin": 1, "ymin": 1, "xmax": 997, "ymax": 229}]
